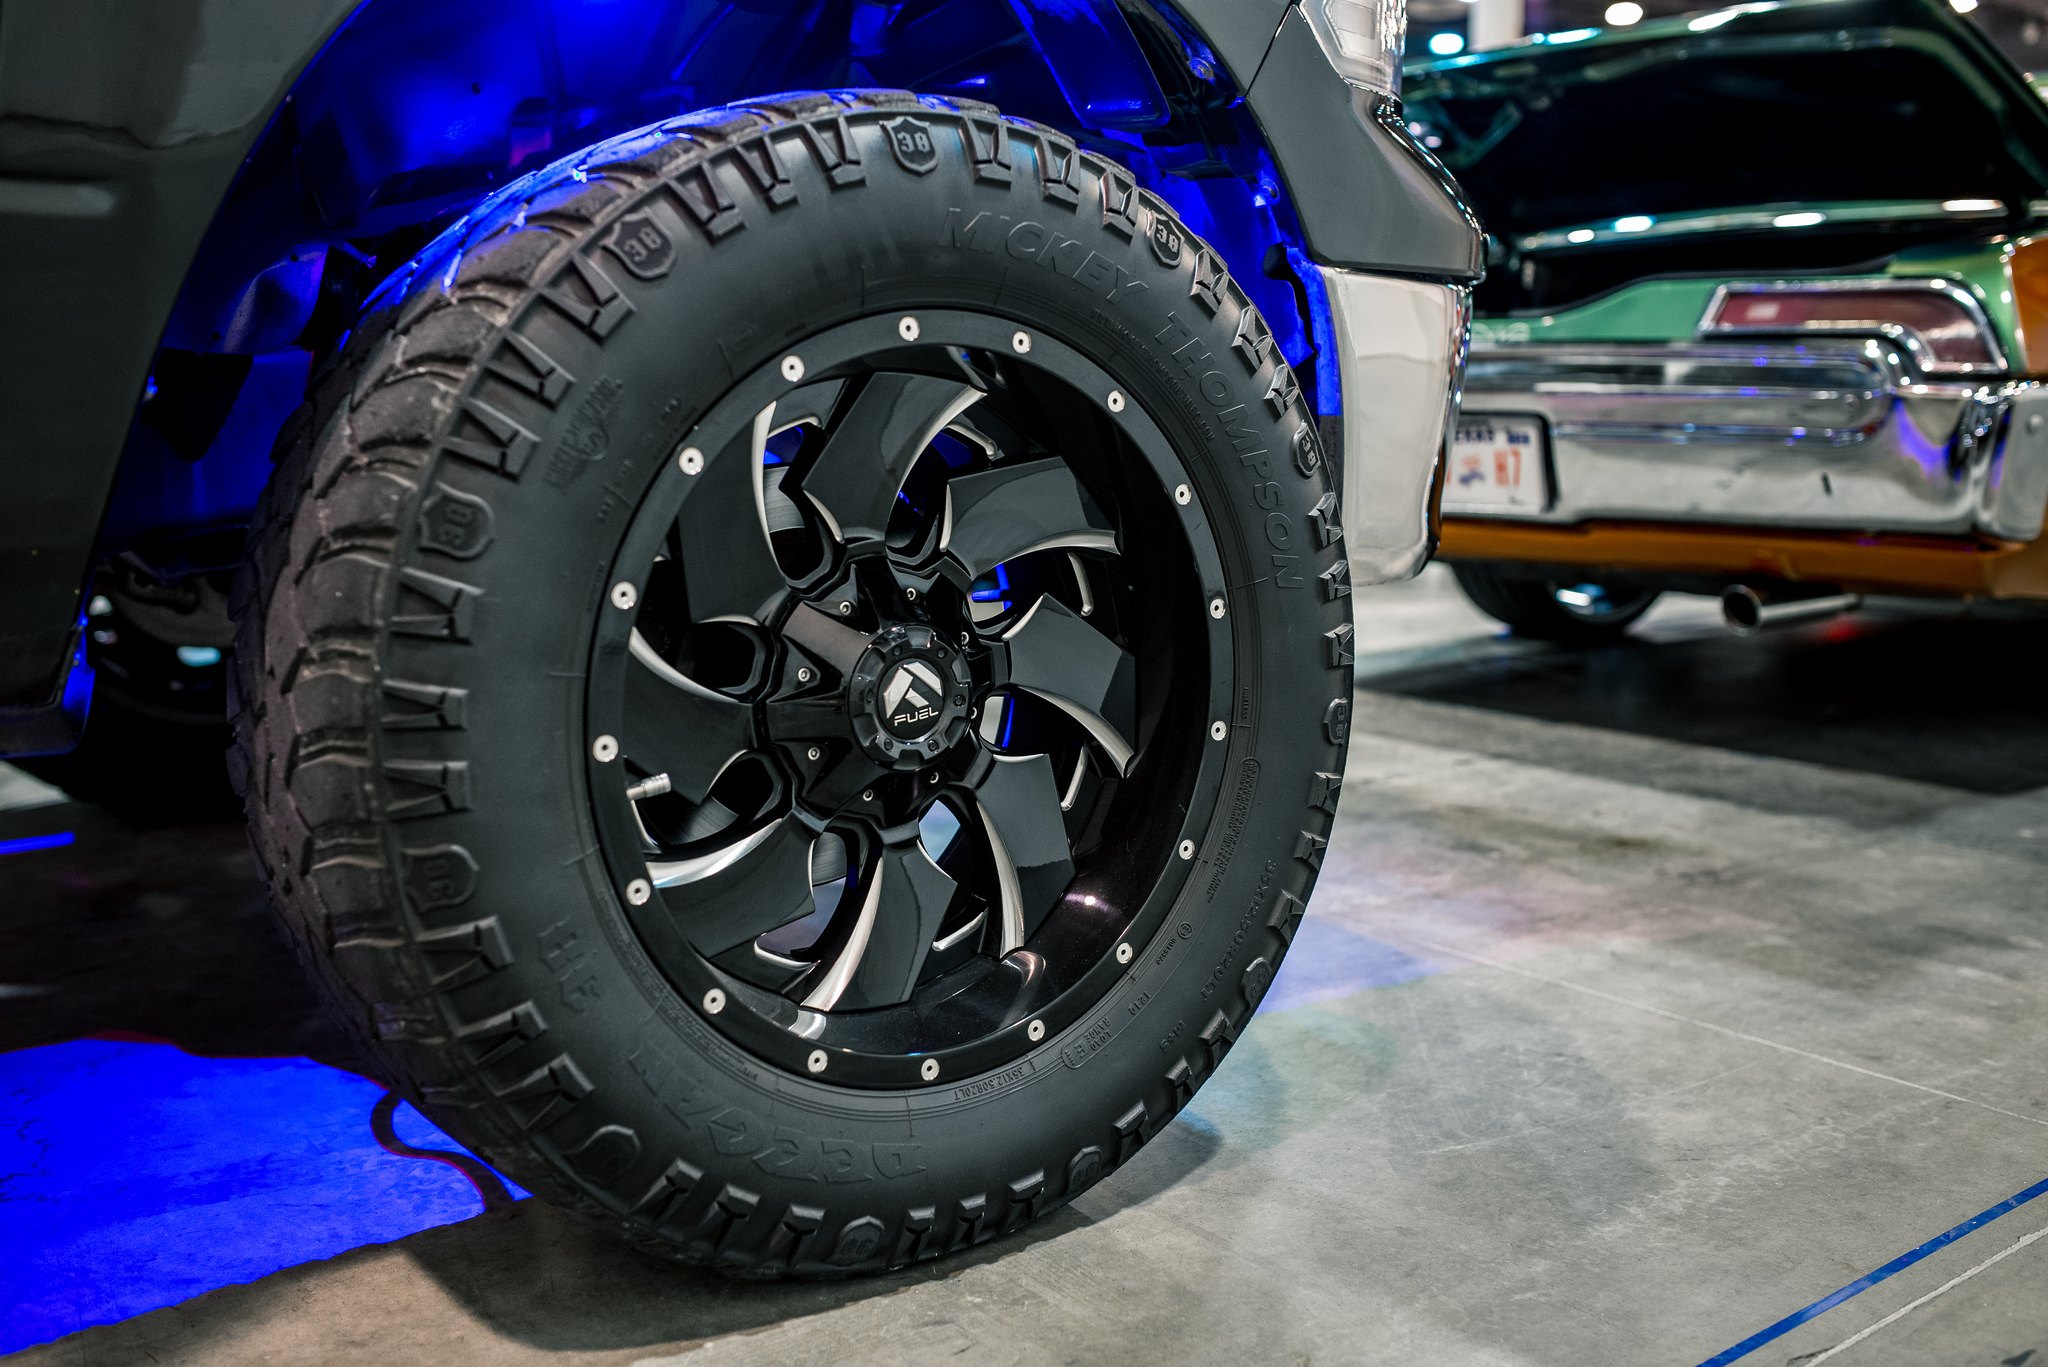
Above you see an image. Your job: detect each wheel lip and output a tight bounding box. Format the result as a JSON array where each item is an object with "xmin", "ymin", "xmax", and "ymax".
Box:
[{"xmin": 581, "ymin": 308, "xmax": 1236, "ymax": 1091}]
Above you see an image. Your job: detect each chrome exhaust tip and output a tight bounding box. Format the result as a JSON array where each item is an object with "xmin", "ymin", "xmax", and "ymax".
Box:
[{"xmin": 1720, "ymin": 585, "xmax": 1862, "ymax": 638}]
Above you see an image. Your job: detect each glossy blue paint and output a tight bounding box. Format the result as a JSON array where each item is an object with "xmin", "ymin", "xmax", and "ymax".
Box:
[{"xmin": 0, "ymin": 1039, "xmax": 523, "ymax": 1355}]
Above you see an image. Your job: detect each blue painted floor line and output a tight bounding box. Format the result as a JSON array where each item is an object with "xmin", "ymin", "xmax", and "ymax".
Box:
[{"xmin": 1694, "ymin": 1172, "xmax": 2048, "ymax": 1366}]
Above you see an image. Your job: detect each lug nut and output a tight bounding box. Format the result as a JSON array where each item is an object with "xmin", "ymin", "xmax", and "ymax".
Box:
[
  {"xmin": 861, "ymin": 789, "xmax": 875, "ymax": 802},
  {"xmin": 797, "ymin": 667, "xmax": 813, "ymax": 683},
  {"xmin": 837, "ymin": 601, "xmax": 854, "ymax": 616},
  {"xmin": 808, "ymin": 746, "xmax": 822, "ymax": 762}
]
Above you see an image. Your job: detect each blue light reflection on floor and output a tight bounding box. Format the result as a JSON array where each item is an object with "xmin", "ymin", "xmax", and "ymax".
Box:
[
  {"xmin": 0, "ymin": 1039, "xmax": 524, "ymax": 1354},
  {"xmin": 1257, "ymin": 917, "xmax": 1441, "ymax": 1014}
]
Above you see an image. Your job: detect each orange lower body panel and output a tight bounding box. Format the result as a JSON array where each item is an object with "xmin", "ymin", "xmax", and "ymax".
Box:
[{"xmin": 1437, "ymin": 518, "xmax": 2048, "ymax": 601}]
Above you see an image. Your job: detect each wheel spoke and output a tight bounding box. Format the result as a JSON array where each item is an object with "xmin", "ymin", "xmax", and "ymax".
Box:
[
  {"xmin": 781, "ymin": 601, "xmax": 871, "ymax": 678},
  {"xmin": 650, "ymin": 813, "xmax": 817, "ymax": 958},
  {"xmin": 998, "ymin": 595, "xmax": 1138, "ymax": 776},
  {"xmin": 623, "ymin": 632, "xmax": 753, "ymax": 803},
  {"xmin": 942, "ymin": 458, "xmax": 1115, "ymax": 582},
  {"xmin": 970, "ymin": 753, "xmax": 1075, "ymax": 953},
  {"xmin": 675, "ymin": 410, "xmax": 789, "ymax": 625},
  {"xmin": 802, "ymin": 840, "xmax": 957, "ymax": 1011},
  {"xmin": 792, "ymin": 373, "xmax": 981, "ymax": 546}
]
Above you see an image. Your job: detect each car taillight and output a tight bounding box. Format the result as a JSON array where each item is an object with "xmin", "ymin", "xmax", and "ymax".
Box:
[
  {"xmin": 1304, "ymin": 0, "xmax": 1407, "ymax": 99},
  {"xmin": 1701, "ymin": 283, "xmax": 2002, "ymax": 373}
]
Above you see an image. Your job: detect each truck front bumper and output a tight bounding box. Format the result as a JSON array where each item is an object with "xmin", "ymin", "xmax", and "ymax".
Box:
[
  {"xmin": 1449, "ymin": 338, "xmax": 2048, "ymax": 542},
  {"xmin": 1321, "ymin": 269, "xmax": 1472, "ymax": 585}
]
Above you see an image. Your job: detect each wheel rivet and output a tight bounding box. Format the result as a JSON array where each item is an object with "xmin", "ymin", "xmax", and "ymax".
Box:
[
  {"xmin": 808, "ymin": 746, "xmax": 822, "ymax": 761},
  {"xmin": 837, "ymin": 601, "xmax": 854, "ymax": 616},
  {"xmin": 1174, "ymin": 484, "xmax": 1192, "ymax": 506},
  {"xmin": 919, "ymin": 1057, "xmax": 940, "ymax": 1081},
  {"xmin": 611, "ymin": 581, "xmax": 638, "ymax": 610},
  {"xmin": 1209, "ymin": 596, "xmax": 1226, "ymax": 619},
  {"xmin": 861, "ymin": 789, "xmax": 875, "ymax": 802},
  {"xmin": 703, "ymin": 988, "xmax": 726, "ymax": 1015},
  {"xmin": 1106, "ymin": 390, "xmax": 1126, "ymax": 413},
  {"xmin": 591, "ymin": 734, "xmax": 619, "ymax": 762},
  {"xmin": 1210, "ymin": 721, "xmax": 1227, "ymax": 741},
  {"xmin": 1179, "ymin": 839, "xmax": 1196, "ymax": 860},
  {"xmin": 1012, "ymin": 331, "xmax": 1032, "ymax": 354},
  {"xmin": 905, "ymin": 587, "xmax": 918, "ymax": 601},
  {"xmin": 1027, "ymin": 1019, "xmax": 1046, "ymax": 1042},
  {"xmin": 678, "ymin": 446, "xmax": 704, "ymax": 476},
  {"xmin": 1116, "ymin": 942, "xmax": 1133, "ymax": 964},
  {"xmin": 807, "ymin": 1049, "xmax": 828, "ymax": 1074},
  {"xmin": 898, "ymin": 316, "xmax": 921, "ymax": 342},
  {"xmin": 626, "ymin": 878, "xmax": 652, "ymax": 906},
  {"xmin": 797, "ymin": 667, "xmax": 813, "ymax": 683},
  {"xmin": 960, "ymin": 631, "xmax": 971, "ymax": 644},
  {"xmin": 781, "ymin": 354, "xmax": 805, "ymax": 382}
]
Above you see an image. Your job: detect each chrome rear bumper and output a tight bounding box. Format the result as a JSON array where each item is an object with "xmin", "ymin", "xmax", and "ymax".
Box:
[
  {"xmin": 1451, "ymin": 339, "xmax": 2048, "ymax": 542},
  {"xmin": 1320, "ymin": 269, "xmax": 1471, "ymax": 584}
]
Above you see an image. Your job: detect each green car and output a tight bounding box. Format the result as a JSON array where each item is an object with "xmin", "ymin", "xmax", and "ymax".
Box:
[{"xmin": 1407, "ymin": 0, "xmax": 2048, "ymax": 641}]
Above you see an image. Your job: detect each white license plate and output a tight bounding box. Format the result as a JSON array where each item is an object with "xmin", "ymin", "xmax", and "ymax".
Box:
[{"xmin": 1444, "ymin": 415, "xmax": 1549, "ymax": 515}]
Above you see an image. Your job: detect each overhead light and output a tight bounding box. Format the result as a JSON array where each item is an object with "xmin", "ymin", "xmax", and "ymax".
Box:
[
  {"xmin": 1605, "ymin": 2, "xmax": 1644, "ymax": 24},
  {"xmin": 1613, "ymin": 215, "xmax": 1655, "ymax": 232},
  {"xmin": 1951, "ymin": 0, "xmax": 1978, "ymax": 11},
  {"xmin": 1688, "ymin": 2, "xmax": 1778, "ymax": 30},
  {"xmin": 1941, "ymin": 197, "xmax": 2004, "ymax": 213},
  {"xmin": 1542, "ymin": 27, "xmax": 1600, "ymax": 42},
  {"xmin": 1567, "ymin": 228, "xmax": 1597, "ymax": 243},
  {"xmin": 1428, "ymin": 30, "xmax": 1466, "ymax": 53},
  {"xmin": 1773, "ymin": 211, "xmax": 1827, "ymax": 228}
]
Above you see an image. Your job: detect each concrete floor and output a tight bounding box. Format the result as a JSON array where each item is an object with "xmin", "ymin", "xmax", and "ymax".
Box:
[{"xmin": 7, "ymin": 566, "xmax": 2048, "ymax": 1365}]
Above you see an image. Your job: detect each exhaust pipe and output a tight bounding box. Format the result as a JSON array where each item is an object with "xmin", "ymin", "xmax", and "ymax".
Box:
[{"xmin": 1721, "ymin": 584, "xmax": 1862, "ymax": 637}]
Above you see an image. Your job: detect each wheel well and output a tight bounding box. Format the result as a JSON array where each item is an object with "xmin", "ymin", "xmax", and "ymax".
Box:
[{"xmin": 99, "ymin": 0, "xmax": 1331, "ymax": 573}]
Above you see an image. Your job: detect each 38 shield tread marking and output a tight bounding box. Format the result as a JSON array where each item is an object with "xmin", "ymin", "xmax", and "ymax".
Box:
[{"xmin": 233, "ymin": 89, "xmax": 1352, "ymax": 1283}]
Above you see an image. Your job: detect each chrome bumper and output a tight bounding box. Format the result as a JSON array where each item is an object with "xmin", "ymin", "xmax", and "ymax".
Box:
[
  {"xmin": 1320, "ymin": 268, "xmax": 1472, "ymax": 583},
  {"xmin": 1451, "ymin": 339, "xmax": 2048, "ymax": 542}
]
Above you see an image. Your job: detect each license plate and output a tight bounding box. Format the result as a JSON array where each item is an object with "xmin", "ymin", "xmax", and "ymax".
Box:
[{"xmin": 1444, "ymin": 415, "xmax": 1549, "ymax": 515}]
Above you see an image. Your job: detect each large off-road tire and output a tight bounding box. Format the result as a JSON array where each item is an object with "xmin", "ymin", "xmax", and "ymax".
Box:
[
  {"xmin": 1451, "ymin": 561, "xmax": 1659, "ymax": 645},
  {"xmin": 232, "ymin": 90, "xmax": 1353, "ymax": 1276}
]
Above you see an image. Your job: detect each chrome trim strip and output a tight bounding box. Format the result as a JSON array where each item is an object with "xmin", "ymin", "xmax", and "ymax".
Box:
[
  {"xmin": 1321, "ymin": 267, "xmax": 1471, "ymax": 584},
  {"xmin": 1452, "ymin": 339, "xmax": 2048, "ymax": 541}
]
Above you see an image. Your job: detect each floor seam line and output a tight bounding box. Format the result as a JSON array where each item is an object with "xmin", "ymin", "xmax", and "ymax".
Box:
[{"xmin": 1392, "ymin": 934, "xmax": 2048, "ymax": 1131}]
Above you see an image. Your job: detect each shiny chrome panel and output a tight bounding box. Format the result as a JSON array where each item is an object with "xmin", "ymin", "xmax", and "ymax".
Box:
[
  {"xmin": 1322, "ymin": 267, "xmax": 1471, "ymax": 583},
  {"xmin": 1453, "ymin": 338, "xmax": 2048, "ymax": 541}
]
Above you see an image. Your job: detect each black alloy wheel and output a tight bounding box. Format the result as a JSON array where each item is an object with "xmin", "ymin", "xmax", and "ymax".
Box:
[{"xmin": 589, "ymin": 314, "xmax": 1227, "ymax": 1086}]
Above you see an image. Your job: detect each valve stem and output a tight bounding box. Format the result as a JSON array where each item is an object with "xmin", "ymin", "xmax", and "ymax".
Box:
[{"xmin": 626, "ymin": 773, "xmax": 673, "ymax": 802}]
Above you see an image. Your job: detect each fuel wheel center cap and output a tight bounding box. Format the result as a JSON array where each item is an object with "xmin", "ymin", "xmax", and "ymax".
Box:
[{"xmin": 847, "ymin": 624, "xmax": 974, "ymax": 765}]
